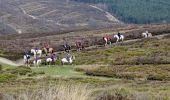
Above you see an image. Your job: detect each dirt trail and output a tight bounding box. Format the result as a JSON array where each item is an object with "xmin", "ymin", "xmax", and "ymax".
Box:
[
  {"xmin": 85, "ymin": 33, "xmax": 170, "ymax": 51},
  {"xmin": 0, "ymin": 57, "xmax": 23, "ymax": 66}
]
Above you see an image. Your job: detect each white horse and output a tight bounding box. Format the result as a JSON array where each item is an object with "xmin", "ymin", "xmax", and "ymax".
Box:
[
  {"xmin": 142, "ymin": 31, "xmax": 152, "ymax": 38},
  {"xmin": 33, "ymin": 59, "xmax": 42, "ymax": 67},
  {"xmin": 31, "ymin": 49, "xmax": 42, "ymax": 58},
  {"xmin": 114, "ymin": 34, "xmax": 124, "ymax": 43},
  {"xmin": 46, "ymin": 57, "xmax": 57, "ymax": 65},
  {"xmin": 61, "ymin": 56, "xmax": 75, "ymax": 65},
  {"xmin": 23, "ymin": 54, "xmax": 31, "ymax": 67}
]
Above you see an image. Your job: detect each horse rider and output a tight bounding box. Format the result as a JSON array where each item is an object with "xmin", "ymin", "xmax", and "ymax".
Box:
[
  {"xmin": 24, "ymin": 50, "xmax": 31, "ymax": 62},
  {"xmin": 146, "ymin": 30, "xmax": 149, "ymax": 37},
  {"xmin": 64, "ymin": 42, "xmax": 68, "ymax": 48},
  {"xmin": 50, "ymin": 53, "xmax": 56, "ymax": 63},
  {"xmin": 76, "ymin": 40, "xmax": 82, "ymax": 48},
  {"xmin": 117, "ymin": 32, "xmax": 121, "ymax": 39},
  {"xmin": 35, "ymin": 47, "xmax": 39, "ymax": 54},
  {"xmin": 24, "ymin": 49, "xmax": 30, "ymax": 55},
  {"xmin": 44, "ymin": 43, "xmax": 50, "ymax": 52},
  {"xmin": 64, "ymin": 42, "xmax": 71, "ymax": 52}
]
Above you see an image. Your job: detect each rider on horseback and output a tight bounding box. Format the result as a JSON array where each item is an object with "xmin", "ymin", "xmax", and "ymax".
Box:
[
  {"xmin": 44, "ymin": 43, "xmax": 50, "ymax": 52},
  {"xmin": 146, "ymin": 30, "xmax": 149, "ymax": 37},
  {"xmin": 24, "ymin": 50, "xmax": 30, "ymax": 60},
  {"xmin": 76, "ymin": 40, "xmax": 83, "ymax": 49},
  {"xmin": 50, "ymin": 53, "xmax": 56, "ymax": 63},
  {"xmin": 24, "ymin": 49, "xmax": 29, "ymax": 55},
  {"xmin": 117, "ymin": 32, "xmax": 121, "ymax": 39},
  {"xmin": 63, "ymin": 40, "xmax": 70, "ymax": 52}
]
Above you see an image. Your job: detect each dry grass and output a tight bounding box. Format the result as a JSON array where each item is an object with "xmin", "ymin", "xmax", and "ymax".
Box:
[
  {"xmin": 0, "ymin": 76, "xmax": 170, "ymax": 100},
  {"xmin": 2, "ymin": 84, "xmax": 92, "ymax": 100}
]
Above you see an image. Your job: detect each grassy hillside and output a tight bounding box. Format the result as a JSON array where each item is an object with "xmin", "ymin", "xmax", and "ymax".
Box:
[
  {"xmin": 74, "ymin": 0, "xmax": 170, "ymax": 24},
  {"xmin": 74, "ymin": 36, "xmax": 170, "ymax": 81},
  {"xmin": 75, "ymin": 38, "xmax": 170, "ymax": 65},
  {"xmin": 0, "ymin": 27, "xmax": 170, "ymax": 99}
]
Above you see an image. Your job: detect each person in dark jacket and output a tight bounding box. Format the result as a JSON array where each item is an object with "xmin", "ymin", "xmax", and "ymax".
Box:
[{"xmin": 117, "ymin": 32, "xmax": 121, "ymax": 39}]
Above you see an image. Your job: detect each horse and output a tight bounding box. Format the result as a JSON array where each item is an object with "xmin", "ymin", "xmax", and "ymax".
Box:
[
  {"xmin": 61, "ymin": 55, "xmax": 75, "ymax": 65},
  {"xmin": 142, "ymin": 32, "xmax": 152, "ymax": 38},
  {"xmin": 23, "ymin": 54, "xmax": 31, "ymax": 67},
  {"xmin": 31, "ymin": 49, "xmax": 42, "ymax": 58},
  {"xmin": 46, "ymin": 58, "xmax": 53, "ymax": 65},
  {"xmin": 33, "ymin": 58, "xmax": 42, "ymax": 67},
  {"xmin": 42, "ymin": 47, "xmax": 54, "ymax": 56},
  {"xmin": 46, "ymin": 54, "xmax": 57, "ymax": 65},
  {"xmin": 103, "ymin": 36, "xmax": 112, "ymax": 46},
  {"xmin": 75, "ymin": 41, "xmax": 84, "ymax": 51},
  {"xmin": 63, "ymin": 44, "xmax": 71, "ymax": 52},
  {"xmin": 113, "ymin": 34, "xmax": 124, "ymax": 43}
]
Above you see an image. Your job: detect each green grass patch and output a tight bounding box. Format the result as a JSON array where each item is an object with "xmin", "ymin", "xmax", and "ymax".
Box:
[
  {"xmin": 6, "ymin": 66, "xmax": 32, "ymax": 75},
  {"xmin": 32, "ymin": 65, "xmax": 84, "ymax": 77},
  {"xmin": 0, "ymin": 74, "xmax": 17, "ymax": 82}
]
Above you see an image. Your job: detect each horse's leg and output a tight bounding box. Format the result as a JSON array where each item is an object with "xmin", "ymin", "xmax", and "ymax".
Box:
[
  {"xmin": 61, "ymin": 61, "xmax": 64, "ymax": 65},
  {"xmin": 109, "ymin": 41, "xmax": 111, "ymax": 45},
  {"xmin": 48, "ymin": 62, "xmax": 50, "ymax": 67},
  {"xmin": 116, "ymin": 39, "xmax": 118, "ymax": 43},
  {"xmin": 121, "ymin": 38, "xmax": 123, "ymax": 43},
  {"xmin": 105, "ymin": 41, "xmax": 107, "ymax": 46}
]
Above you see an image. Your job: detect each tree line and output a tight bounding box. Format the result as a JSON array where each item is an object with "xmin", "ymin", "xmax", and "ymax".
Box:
[{"xmin": 73, "ymin": 0, "xmax": 170, "ymax": 24}]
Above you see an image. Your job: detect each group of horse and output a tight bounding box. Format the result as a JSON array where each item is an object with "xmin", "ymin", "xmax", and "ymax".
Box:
[
  {"xmin": 103, "ymin": 31, "xmax": 152, "ymax": 46},
  {"xmin": 24, "ymin": 46, "xmax": 75, "ymax": 67},
  {"xmin": 23, "ymin": 31, "xmax": 152, "ymax": 67}
]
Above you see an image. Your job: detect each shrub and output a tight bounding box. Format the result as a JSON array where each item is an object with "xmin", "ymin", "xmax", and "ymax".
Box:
[
  {"xmin": 95, "ymin": 88, "xmax": 132, "ymax": 100},
  {"xmin": 147, "ymin": 74, "xmax": 170, "ymax": 81},
  {"xmin": 8, "ymin": 66, "xmax": 32, "ymax": 75},
  {"xmin": 28, "ymin": 71, "xmax": 45, "ymax": 77},
  {"xmin": 83, "ymin": 65, "xmax": 170, "ymax": 81},
  {"xmin": 0, "ymin": 74, "xmax": 17, "ymax": 82}
]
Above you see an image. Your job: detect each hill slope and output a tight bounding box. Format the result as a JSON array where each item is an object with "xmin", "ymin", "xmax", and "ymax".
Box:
[{"xmin": 0, "ymin": 0, "xmax": 121, "ymax": 35}]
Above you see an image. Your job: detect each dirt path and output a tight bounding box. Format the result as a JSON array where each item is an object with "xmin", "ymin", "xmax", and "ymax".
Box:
[
  {"xmin": 0, "ymin": 57, "xmax": 23, "ymax": 66},
  {"xmin": 85, "ymin": 33, "xmax": 170, "ymax": 51}
]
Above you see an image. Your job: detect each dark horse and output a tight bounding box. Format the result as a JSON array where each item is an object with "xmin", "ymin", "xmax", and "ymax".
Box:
[{"xmin": 63, "ymin": 43, "xmax": 71, "ymax": 52}]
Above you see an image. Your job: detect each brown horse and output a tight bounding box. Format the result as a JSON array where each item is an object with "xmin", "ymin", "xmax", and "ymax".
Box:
[
  {"xmin": 75, "ymin": 41, "xmax": 84, "ymax": 51},
  {"xmin": 103, "ymin": 35, "xmax": 112, "ymax": 46},
  {"xmin": 42, "ymin": 47, "xmax": 54, "ymax": 56}
]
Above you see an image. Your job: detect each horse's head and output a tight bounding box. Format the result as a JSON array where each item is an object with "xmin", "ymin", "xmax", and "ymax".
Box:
[
  {"xmin": 142, "ymin": 33, "xmax": 147, "ymax": 37},
  {"xmin": 31, "ymin": 49, "xmax": 34, "ymax": 54},
  {"xmin": 113, "ymin": 35, "xmax": 117, "ymax": 38},
  {"xmin": 41, "ymin": 47, "xmax": 47, "ymax": 53}
]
